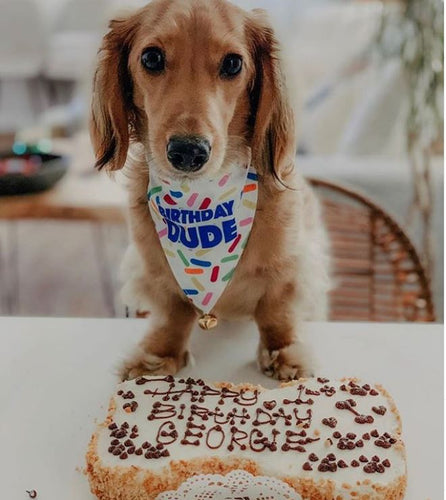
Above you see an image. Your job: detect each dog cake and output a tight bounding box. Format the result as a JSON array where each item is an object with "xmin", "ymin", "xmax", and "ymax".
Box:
[{"xmin": 86, "ymin": 377, "xmax": 407, "ymax": 499}]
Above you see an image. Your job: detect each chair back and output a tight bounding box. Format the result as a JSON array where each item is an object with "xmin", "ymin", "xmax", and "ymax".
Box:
[{"xmin": 309, "ymin": 178, "xmax": 435, "ymax": 322}]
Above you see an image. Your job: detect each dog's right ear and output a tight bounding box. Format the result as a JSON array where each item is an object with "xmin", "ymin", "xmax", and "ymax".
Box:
[{"xmin": 90, "ymin": 17, "xmax": 137, "ymax": 170}]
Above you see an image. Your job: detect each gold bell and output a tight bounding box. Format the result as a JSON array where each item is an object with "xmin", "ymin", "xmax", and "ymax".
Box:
[{"xmin": 198, "ymin": 313, "xmax": 218, "ymax": 330}]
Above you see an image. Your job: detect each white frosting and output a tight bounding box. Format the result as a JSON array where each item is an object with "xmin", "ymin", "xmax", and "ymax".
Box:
[{"xmin": 96, "ymin": 377, "xmax": 406, "ymax": 497}]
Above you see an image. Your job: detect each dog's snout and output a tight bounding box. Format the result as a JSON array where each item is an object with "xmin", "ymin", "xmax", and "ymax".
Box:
[{"xmin": 166, "ymin": 136, "xmax": 210, "ymax": 172}]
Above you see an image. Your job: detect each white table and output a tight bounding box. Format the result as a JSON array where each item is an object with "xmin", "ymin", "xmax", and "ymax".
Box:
[{"xmin": 0, "ymin": 317, "xmax": 442, "ymax": 500}]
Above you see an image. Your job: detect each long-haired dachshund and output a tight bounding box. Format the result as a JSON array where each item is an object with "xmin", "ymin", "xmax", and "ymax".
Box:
[{"xmin": 90, "ymin": 0, "xmax": 330, "ymax": 381}]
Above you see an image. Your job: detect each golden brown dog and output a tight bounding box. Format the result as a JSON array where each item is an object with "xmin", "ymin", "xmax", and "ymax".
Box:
[{"xmin": 90, "ymin": 0, "xmax": 330, "ymax": 381}]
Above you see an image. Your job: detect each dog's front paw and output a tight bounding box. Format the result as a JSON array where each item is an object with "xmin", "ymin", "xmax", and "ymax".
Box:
[
  {"xmin": 119, "ymin": 348, "xmax": 189, "ymax": 381},
  {"xmin": 257, "ymin": 341, "xmax": 314, "ymax": 381}
]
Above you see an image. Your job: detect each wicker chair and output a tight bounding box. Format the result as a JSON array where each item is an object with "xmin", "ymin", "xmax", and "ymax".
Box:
[{"xmin": 309, "ymin": 178, "xmax": 435, "ymax": 322}]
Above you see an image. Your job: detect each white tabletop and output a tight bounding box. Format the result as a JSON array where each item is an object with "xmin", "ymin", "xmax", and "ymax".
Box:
[{"xmin": 0, "ymin": 317, "xmax": 442, "ymax": 500}]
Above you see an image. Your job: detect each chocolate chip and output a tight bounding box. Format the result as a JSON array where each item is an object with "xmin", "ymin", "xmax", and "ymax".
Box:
[
  {"xmin": 108, "ymin": 423, "xmax": 118, "ymax": 430},
  {"xmin": 111, "ymin": 439, "xmax": 119, "ymax": 446},
  {"xmin": 142, "ymin": 441, "xmax": 149, "ymax": 449},
  {"xmin": 371, "ymin": 429, "xmax": 379, "ymax": 438},
  {"xmin": 337, "ymin": 440, "xmax": 346, "ymax": 450},
  {"xmin": 303, "ymin": 462, "xmax": 313, "ymax": 471},
  {"xmin": 382, "ymin": 459, "xmax": 391, "ymax": 468},
  {"xmin": 120, "ymin": 452, "xmax": 128, "ymax": 459},
  {"xmin": 112, "ymin": 448, "xmax": 121, "ymax": 456},
  {"xmin": 309, "ymin": 453, "xmax": 319, "ymax": 462},
  {"xmin": 346, "ymin": 433, "xmax": 356, "ymax": 440},
  {"xmin": 333, "ymin": 431, "xmax": 341, "ymax": 439},
  {"xmin": 135, "ymin": 448, "xmax": 143, "ymax": 456},
  {"xmin": 127, "ymin": 446, "xmax": 135, "ymax": 454},
  {"xmin": 354, "ymin": 415, "xmax": 374, "ymax": 424},
  {"xmin": 350, "ymin": 387, "xmax": 367, "ymax": 396},
  {"xmin": 123, "ymin": 401, "xmax": 138, "ymax": 413},
  {"xmin": 372, "ymin": 455, "xmax": 380, "ymax": 462},
  {"xmin": 372, "ymin": 405, "xmax": 387, "ymax": 415},
  {"xmin": 363, "ymin": 433, "xmax": 370, "ymax": 440},
  {"xmin": 370, "ymin": 389, "xmax": 379, "ymax": 396},
  {"xmin": 327, "ymin": 453, "xmax": 336, "ymax": 461},
  {"xmin": 337, "ymin": 460, "xmax": 348, "ymax": 468},
  {"xmin": 351, "ymin": 460, "xmax": 359, "ymax": 467},
  {"xmin": 322, "ymin": 417, "xmax": 337, "ymax": 428},
  {"xmin": 356, "ymin": 440, "xmax": 364, "ymax": 448},
  {"xmin": 359, "ymin": 455, "xmax": 368, "ymax": 463},
  {"xmin": 124, "ymin": 439, "xmax": 134, "ymax": 447},
  {"xmin": 26, "ymin": 491, "xmax": 37, "ymax": 499},
  {"xmin": 375, "ymin": 439, "xmax": 391, "ymax": 449},
  {"xmin": 364, "ymin": 463, "xmax": 377, "ymax": 473}
]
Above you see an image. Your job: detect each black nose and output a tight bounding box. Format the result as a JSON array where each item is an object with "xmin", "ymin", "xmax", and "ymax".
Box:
[{"xmin": 166, "ymin": 136, "xmax": 211, "ymax": 172}]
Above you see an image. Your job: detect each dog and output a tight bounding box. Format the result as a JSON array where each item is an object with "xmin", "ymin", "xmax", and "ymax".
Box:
[{"xmin": 90, "ymin": 0, "xmax": 330, "ymax": 381}]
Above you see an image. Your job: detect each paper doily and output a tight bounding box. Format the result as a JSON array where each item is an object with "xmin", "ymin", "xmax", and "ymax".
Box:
[{"xmin": 156, "ymin": 470, "xmax": 302, "ymax": 500}]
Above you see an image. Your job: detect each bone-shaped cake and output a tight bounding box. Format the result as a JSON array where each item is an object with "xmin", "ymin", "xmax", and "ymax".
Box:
[{"xmin": 86, "ymin": 376, "xmax": 407, "ymax": 499}]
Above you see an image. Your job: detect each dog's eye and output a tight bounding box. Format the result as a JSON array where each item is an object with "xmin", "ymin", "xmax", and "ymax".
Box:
[
  {"xmin": 220, "ymin": 54, "xmax": 243, "ymax": 78},
  {"xmin": 141, "ymin": 47, "xmax": 165, "ymax": 73}
]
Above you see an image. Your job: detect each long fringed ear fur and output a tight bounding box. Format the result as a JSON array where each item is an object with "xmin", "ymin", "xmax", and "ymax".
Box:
[
  {"xmin": 90, "ymin": 17, "xmax": 138, "ymax": 170},
  {"xmin": 246, "ymin": 10, "xmax": 296, "ymax": 183}
]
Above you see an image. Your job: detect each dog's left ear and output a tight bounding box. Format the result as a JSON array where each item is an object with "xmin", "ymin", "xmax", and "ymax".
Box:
[{"xmin": 246, "ymin": 10, "xmax": 296, "ymax": 182}]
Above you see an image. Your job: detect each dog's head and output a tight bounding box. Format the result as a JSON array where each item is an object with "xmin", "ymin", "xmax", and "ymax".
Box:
[{"xmin": 90, "ymin": 0, "xmax": 295, "ymax": 181}]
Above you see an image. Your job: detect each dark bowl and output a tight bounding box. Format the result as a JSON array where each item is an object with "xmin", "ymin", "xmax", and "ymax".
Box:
[{"xmin": 0, "ymin": 151, "xmax": 69, "ymax": 196}]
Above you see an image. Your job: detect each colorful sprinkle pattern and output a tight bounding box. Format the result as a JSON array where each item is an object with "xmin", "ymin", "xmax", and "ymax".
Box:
[{"xmin": 148, "ymin": 166, "xmax": 258, "ymax": 313}]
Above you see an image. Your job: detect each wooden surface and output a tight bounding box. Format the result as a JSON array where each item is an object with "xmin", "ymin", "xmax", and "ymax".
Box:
[
  {"xmin": 0, "ymin": 317, "xmax": 442, "ymax": 500},
  {"xmin": 0, "ymin": 220, "xmax": 128, "ymax": 317},
  {"xmin": 0, "ymin": 133, "xmax": 130, "ymax": 317},
  {"xmin": 0, "ymin": 134, "xmax": 127, "ymax": 222}
]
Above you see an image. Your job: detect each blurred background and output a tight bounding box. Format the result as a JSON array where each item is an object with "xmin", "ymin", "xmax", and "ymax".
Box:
[{"xmin": 0, "ymin": 0, "xmax": 443, "ymax": 322}]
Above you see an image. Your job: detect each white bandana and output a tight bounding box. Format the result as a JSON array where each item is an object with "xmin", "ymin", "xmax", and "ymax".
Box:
[{"xmin": 148, "ymin": 165, "xmax": 258, "ymax": 316}]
